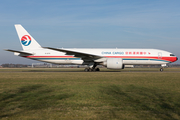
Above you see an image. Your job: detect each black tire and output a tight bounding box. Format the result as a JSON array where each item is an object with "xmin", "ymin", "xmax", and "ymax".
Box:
[
  {"xmin": 160, "ymin": 68, "xmax": 163, "ymax": 72},
  {"xmin": 90, "ymin": 68, "xmax": 96, "ymax": 72},
  {"xmin": 96, "ymin": 68, "xmax": 100, "ymax": 71}
]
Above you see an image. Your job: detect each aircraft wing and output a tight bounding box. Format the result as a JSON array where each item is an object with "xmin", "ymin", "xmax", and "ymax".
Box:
[
  {"xmin": 4, "ymin": 49, "xmax": 34, "ymax": 55},
  {"xmin": 43, "ymin": 47, "xmax": 104, "ymax": 61}
]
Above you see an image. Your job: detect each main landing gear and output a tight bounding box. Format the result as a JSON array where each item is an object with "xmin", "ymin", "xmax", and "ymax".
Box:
[
  {"xmin": 84, "ymin": 63, "xmax": 100, "ymax": 72},
  {"xmin": 84, "ymin": 68, "xmax": 100, "ymax": 72}
]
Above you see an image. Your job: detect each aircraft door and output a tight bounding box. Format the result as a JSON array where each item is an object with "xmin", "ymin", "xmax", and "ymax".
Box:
[{"xmin": 158, "ymin": 52, "xmax": 162, "ymax": 59}]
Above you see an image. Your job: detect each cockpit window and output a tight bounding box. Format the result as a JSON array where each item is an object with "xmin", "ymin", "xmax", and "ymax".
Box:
[{"xmin": 170, "ymin": 54, "xmax": 175, "ymax": 56}]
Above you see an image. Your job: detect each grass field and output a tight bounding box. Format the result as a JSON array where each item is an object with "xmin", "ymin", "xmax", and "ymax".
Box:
[{"xmin": 0, "ymin": 68, "xmax": 180, "ymax": 120}]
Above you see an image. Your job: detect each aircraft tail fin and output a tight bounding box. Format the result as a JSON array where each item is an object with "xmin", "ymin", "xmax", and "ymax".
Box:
[{"xmin": 15, "ymin": 24, "xmax": 41, "ymax": 50}]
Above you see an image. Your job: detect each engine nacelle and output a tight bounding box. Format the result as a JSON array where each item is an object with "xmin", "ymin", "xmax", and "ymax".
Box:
[{"xmin": 103, "ymin": 58, "xmax": 124, "ymax": 69}]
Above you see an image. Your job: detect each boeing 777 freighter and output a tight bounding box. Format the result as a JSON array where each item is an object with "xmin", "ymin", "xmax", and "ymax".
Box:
[{"xmin": 5, "ymin": 24, "xmax": 178, "ymax": 72}]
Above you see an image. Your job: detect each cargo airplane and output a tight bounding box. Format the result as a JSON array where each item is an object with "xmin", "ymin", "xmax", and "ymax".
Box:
[{"xmin": 5, "ymin": 24, "xmax": 178, "ymax": 72}]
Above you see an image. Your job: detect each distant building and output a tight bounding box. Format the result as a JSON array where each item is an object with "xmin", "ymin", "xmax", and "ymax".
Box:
[{"xmin": 1, "ymin": 64, "xmax": 30, "ymax": 68}]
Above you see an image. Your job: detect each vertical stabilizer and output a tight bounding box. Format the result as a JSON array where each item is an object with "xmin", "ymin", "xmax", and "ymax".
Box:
[{"xmin": 15, "ymin": 24, "xmax": 41, "ymax": 50}]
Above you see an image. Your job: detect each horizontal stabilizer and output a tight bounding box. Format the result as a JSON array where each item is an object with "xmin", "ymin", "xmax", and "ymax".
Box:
[{"xmin": 4, "ymin": 49, "xmax": 33, "ymax": 55}]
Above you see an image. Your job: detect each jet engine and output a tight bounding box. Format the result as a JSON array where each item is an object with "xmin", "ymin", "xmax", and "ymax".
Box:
[{"xmin": 102, "ymin": 58, "xmax": 124, "ymax": 69}]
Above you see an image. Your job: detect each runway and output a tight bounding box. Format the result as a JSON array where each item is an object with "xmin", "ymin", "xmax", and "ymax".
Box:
[
  {"xmin": 0, "ymin": 69, "xmax": 180, "ymax": 73},
  {"xmin": 0, "ymin": 67, "xmax": 180, "ymax": 73}
]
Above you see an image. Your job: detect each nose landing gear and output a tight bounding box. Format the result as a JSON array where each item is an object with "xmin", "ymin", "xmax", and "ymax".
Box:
[{"xmin": 160, "ymin": 64, "xmax": 166, "ymax": 72}]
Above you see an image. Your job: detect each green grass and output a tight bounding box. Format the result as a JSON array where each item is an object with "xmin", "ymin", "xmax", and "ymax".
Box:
[{"xmin": 0, "ymin": 68, "xmax": 180, "ymax": 119}]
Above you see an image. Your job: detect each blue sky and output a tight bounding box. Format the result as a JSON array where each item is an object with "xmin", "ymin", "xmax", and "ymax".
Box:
[{"xmin": 0, "ymin": 0, "xmax": 180, "ymax": 64}]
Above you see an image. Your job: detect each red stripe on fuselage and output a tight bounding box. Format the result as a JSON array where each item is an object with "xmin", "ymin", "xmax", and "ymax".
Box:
[
  {"xmin": 105, "ymin": 56, "xmax": 177, "ymax": 62},
  {"xmin": 23, "ymin": 56, "xmax": 177, "ymax": 62}
]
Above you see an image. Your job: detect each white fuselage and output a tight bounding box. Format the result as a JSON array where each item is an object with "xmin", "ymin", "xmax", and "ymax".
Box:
[{"xmin": 19, "ymin": 48, "xmax": 177, "ymax": 65}]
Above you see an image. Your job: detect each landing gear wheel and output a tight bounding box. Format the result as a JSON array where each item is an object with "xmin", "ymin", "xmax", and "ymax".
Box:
[
  {"xmin": 92, "ymin": 68, "xmax": 96, "ymax": 72},
  {"xmin": 96, "ymin": 68, "xmax": 100, "ymax": 71},
  {"xmin": 160, "ymin": 68, "xmax": 163, "ymax": 72},
  {"xmin": 89, "ymin": 68, "xmax": 92, "ymax": 72},
  {"xmin": 84, "ymin": 68, "xmax": 89, "ymax": 72}
]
